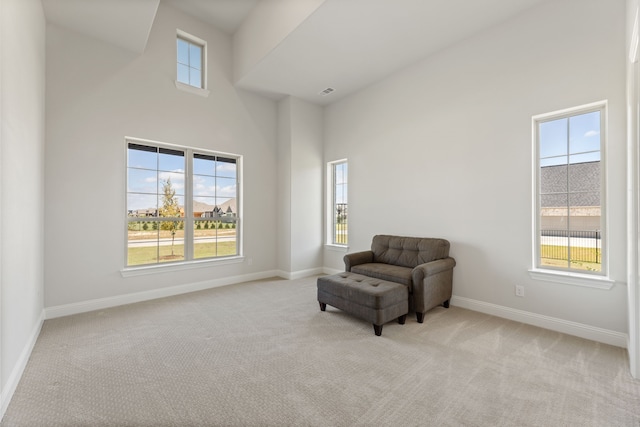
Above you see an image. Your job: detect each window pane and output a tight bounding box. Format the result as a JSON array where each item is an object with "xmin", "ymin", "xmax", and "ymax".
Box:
[
  {"xmin": 193, "ymin": 175, "xmax": 216, "ymax": 197},
  {"xmin": 216, "ymin": 158, "xmax": 237, "ymax": 178},
  {"xmin": 568, "ymin": 161, "xmax": 600, "ymax": 192},
  {"xmin": 158, "ymin": 149, "xmax": 184, "ymax": 172},
  {"xmin": 127, "ymin": 194, "xmax": 158, "ymax": 216},
  {"xmin": 569, "ymin": 192, "xmax": 600, "ymax": 213},
  {"xmin": 128, "ymin": 145, "xmax": 157, "ymax": 169},
  {"xmin": 128, "ymin": 168, "xmax": 158, "ymax": 194},
  {"xmin": 216, "ymin": 197, "xmax": 236, "ymax": 216},
  {"xmin": 158, "ymin": 220, "xmax": 184, "ymax": 263},
  {"xmin": 540, "ymin": 164, "xmax": 567, "ymax": 194},
  {"xmin": 540, "ymin": 228, "xmax": 569, "ymax": 269},
  {"xmin": 539, "ymin": 118, "xmax": 567, "ymax": 160},
  {"xmin": 193, "ymin": 155, "xmax": 215, "ymax": 175},
  {"xmin": 177, "ymin": 39, "xmax": 189, "ymax": 65},
  {"xmin": 177, "ymin": 64, "xmax": 190, "ymax": 85},
  {"xmin": 189, "ymin": 68, "xmax": 202, "ymax": 88},
  {"xmin": 569, "ymin": 111, "xmax": 600, "ymax": 154},
  {"xmin": 189, "ymin": 44, "xmax": 201, "ymax": 69},
  {"xmin": 194, "ymin": 218, "xmax": 217, "ymax": 259},
  {"xmin": 194, "ymin": 197, "xmax": 217, "ymax": 218},
  {"xmin": 158, "ymin": 194, "xmax": 184, "ymax": 217},
  {"xmin": 159, "ymin": 172, "xmax": 185, "ymax": 196},
  {"xmin": 128, "ymin": 220, "xmax": 159, "ymax": 266},
  {"xmin": 217, "ymin": 177, "xmax": 237, "ymax": 198}
]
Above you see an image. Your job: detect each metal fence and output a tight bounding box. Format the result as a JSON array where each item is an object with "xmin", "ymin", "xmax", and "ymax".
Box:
[{"xmin": 540, "ymin": 229, "xmax": 601, "ymax": 264}]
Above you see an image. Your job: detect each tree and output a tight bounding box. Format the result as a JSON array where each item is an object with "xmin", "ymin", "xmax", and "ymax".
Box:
[{"xmin": 159, "ymin": 178, "xmax": 181, "ymax": 256}]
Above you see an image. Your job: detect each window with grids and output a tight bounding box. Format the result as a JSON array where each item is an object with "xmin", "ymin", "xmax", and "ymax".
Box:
[
  {"xmin": 329, "ymin": 160, "xmax": 348, "ymax": 245},
  {"xmin": 177, "ymin": 33, "xmax": 204, "ymax": 89},
  {"xmin": 126, "ymin": 140, "xmax": 239, "ymax": 267},
  {"xmin": 534, "ymin": 102, "xmax": 606, "ymax": 274}
]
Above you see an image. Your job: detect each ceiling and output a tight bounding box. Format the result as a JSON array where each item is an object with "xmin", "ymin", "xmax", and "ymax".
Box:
[{"xmin": 41, "ymin": 0, "xmax": 550, "ymax": 105}]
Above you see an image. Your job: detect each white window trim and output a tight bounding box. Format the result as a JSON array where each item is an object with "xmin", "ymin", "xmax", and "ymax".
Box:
[
  {"xmin": 531, "ymin": 100, "xmax": 609, "ymax": 287},
  {"xmin": 326, "ymin": 159, "xmax": 348, "ymax": 248},
  {"xmin": 121, "ymin": 256, "xmax": 244, "ymax": 277},
  {"xmin": 123, "ymin": 137, "xmax": 242, "ymax": 273},
  {"xmin": 176, "ymin": 29, "xmax": 209, "ymax": 97},
  {"xmin": 175, "ymin": 81, "xmax": 210, "ymax": 98}
]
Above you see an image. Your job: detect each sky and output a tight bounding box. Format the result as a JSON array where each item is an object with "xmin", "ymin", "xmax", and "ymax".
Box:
[
  {"xmin": 127, "ymin": 147, "xmax": 237, "ymax": 212},
  {"xmin": 539, "ymin": 110, "xmax": 601, "ymax": 167}
]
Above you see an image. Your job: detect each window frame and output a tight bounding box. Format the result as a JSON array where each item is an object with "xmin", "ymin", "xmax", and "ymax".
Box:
[
  {"xmin": 530, "ymin": 101, "xmax": 612, "ymax": 287},
  {"xmin": 123, "ymin": 137, "xmax": 242, "ymax": 274},
  {"xmin": 175, "ymin": 29, "xmax": 209, "ymax": 97},
  {"xmin": 326, "ymin": 159, "xmax": 348, "ymax": 248}
]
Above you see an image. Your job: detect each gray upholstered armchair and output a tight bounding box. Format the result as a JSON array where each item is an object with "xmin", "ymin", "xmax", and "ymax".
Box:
[{"xmin": 344, "ymin": 235, "xmax": 456, "ymax": 323}]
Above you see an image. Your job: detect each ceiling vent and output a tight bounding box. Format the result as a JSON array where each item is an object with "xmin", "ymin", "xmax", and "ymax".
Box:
[{"xmin": 318, "ymin": 87, "xmax": 335, "ymax": 96}]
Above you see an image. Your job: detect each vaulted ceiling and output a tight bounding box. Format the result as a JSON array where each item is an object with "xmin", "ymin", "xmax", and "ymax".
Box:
[{"xmin": 41, "ymin": 0, "xmax": 549, "ymax": 105}]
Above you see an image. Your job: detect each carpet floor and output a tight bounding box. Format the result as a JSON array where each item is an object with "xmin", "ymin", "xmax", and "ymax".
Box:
[{"xmin": 1, "ymin": 276, "xmax": 639, "ymax": 426}]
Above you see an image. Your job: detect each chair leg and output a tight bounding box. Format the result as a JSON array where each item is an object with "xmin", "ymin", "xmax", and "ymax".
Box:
[
  {"xmin": 373, "ymin": 324, "xmax": 383, "ymax": 336},
  {"xmin": 319, "ymin": 302, "xmax": 326, "ymax": 311},
  {"xmin": 443, "ymin": 299, "xmax": 450, "ymax": 308},
  {"xmin": 397, "ymin": 315, "xmax": 406, "ymax": 325},
  {"xmin": 416, "ymin": 312, "xmax": 424, "ymax": 323}
]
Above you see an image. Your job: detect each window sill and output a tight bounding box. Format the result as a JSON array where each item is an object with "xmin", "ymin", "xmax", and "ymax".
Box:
[
  {"xmin": 175, "ymin": 81, "xmax": 210, "ymax": 97},
  {"xmin": 121, "ymin": 256, "xmax": 244, "ymax": 277},
  {"xmin": 528, "ymin": 268, "xmax": 615, "ymax": 290},
  {"xmin": 325, "ymin": 244, "xmax": 349, "ymax": 253}
]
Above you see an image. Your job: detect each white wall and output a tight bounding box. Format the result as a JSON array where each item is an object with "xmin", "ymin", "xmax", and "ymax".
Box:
[
  {"xmin": 324, "ymin": 0, "xmax": 628, "ymax": 336},
  {"xmin": 44, "ymin": 2, "xmax": 278, "ymax": 309},
  {"xmin": 0, "ymin": 0, "xmax": 45, "ymax": 413},
  {"xmin": 233, "ymin": 0, "xmax": 325, "ymax": 84},
  {"xmin": 277, "ymin": 97, "xmax": 323, "ymax": 276}
]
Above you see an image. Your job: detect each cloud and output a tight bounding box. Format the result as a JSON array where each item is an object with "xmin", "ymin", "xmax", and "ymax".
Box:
[{"xmin": 584, "ymin": 130, "xmax": 600, "ymax": 137}]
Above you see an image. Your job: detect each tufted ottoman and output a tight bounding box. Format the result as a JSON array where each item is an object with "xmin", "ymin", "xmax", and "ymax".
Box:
[{"xmin": 317, "ymin": 272, "xmax": 409, "ymax": 336}]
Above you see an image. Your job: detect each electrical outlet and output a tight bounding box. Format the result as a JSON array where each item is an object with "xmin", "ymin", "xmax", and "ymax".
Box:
[{"xmin": 515, "ymin": 285, "xmax": 525, "ymax": 297}]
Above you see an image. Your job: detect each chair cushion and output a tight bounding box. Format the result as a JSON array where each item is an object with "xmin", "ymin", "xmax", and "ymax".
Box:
[
  {"xmin": 351, "ymin": 263, "xmax": 413, "ymax": 288},
  {"xmin": 371, "ymin": 235, "xmax": 450, "ymax": 268}
]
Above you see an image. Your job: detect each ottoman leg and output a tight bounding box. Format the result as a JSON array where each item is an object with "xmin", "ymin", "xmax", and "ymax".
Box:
[
  {"xmin": 373, "ymin": 324, "xmax": 383, "ymax": 336},
  {"xmin": 416, "ymin": 312, "xmax": 424, "ymax": 323},
  {"xmin": 398, "ymin": 315, "xmax": 406, "ymax": 325},
  {"xmin": 319, "ymin": 302, "xmax": 326, "ymax": 311}
]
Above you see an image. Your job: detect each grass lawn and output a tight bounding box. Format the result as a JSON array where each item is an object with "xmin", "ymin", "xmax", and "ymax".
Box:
[
  {"xmin": 127, "ymin": 241, "xmax": 237, "ymax": 266},
  {"xmin": 540, "ymin": 244, "xmax": 601, "ymax": 272}
]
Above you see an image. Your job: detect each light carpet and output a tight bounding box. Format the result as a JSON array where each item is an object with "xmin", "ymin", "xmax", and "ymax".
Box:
[{"xmin": 1, "ymin": 276, "xmax": 640, "ymax": 426}]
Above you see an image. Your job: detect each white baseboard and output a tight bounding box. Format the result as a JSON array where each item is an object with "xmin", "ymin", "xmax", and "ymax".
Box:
[
  {"xmin": 1, "ymin": 310, "xmax": 44, "ymax": 419},
  {"xmin": 322, "ymin": 267, "xmax": 342, "ymax": 275},
  {"xmin": 276, "ymin": 267, "xmax": 325, "ymax": 280},
  {"xmin": 451, "ymin": 296, "xmax": 628, "ymax": 348},
  {"xmin": 44, "ymin": 270, "xmax": 281, "ymax": 319}
]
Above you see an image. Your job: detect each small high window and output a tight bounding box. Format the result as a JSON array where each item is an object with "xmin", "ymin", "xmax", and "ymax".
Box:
[{"xmin": 176, "ymin": 30, "xmax": 205, "ymax": 89}]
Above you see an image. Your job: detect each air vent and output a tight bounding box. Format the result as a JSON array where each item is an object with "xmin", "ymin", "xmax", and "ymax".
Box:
[{"xmin": 318, "ymin": 87, "xmax": 335, "ymax": 96}]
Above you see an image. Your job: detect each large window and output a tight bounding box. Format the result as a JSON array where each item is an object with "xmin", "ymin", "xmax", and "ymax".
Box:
[
  {"xmin": 177, "ymin": 31, "xmax": 205, "ymax": 89},
  {"xmin": 328, "ymin": 160, "xmax": 348, "ymax": 246},
  {"xmin": 533, "ymin": 102, "xmax": 606, "ymax": 274},
  {"xmin": 126, "ymin": 140, "xmax": 240, "ymax": 267}
]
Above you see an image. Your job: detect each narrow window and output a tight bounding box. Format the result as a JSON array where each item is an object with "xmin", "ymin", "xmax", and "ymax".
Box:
[
  {"xmin": 534, "ymin": 102, "xmax": 606, "ymax": 274},
  {"xmin": 126, "ymin": 140, "xmax": 240, "ymax": 267},
  {"xmin": 328, "ymin": 160, "xmax": 348, "ymax": 246},
  {"xmin": 177, "ymin": 32, "xmax": 204, "ymax": 89}
]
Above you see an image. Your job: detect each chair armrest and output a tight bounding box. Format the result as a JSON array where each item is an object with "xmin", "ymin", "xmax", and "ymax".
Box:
[
  {"xmin": 343, "ymin": 251, "xmax": 374, "ymax": 271},
  {"xmin": 412, "ymin": 257, "xmax": 456, "ymax": 283}
]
